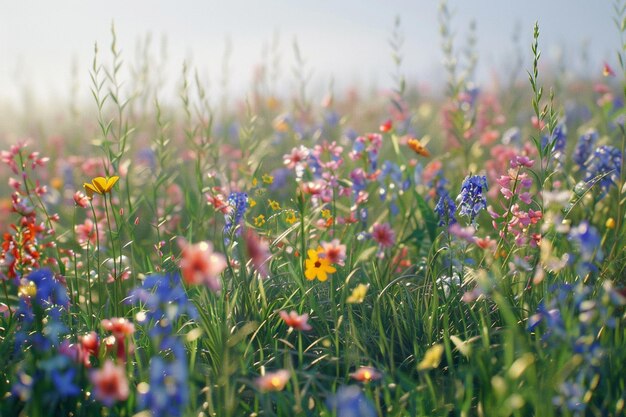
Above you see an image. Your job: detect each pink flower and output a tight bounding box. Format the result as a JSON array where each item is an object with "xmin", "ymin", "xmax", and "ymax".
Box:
[
  {"xmin": 279, "ymin": 310, "xmax": 312, "ymax": 331},
  {"xmin": 320, "ymin": 239, "xmax": 346, "ymax": 266},
  {"xmin": 245, "ymin": 229, "xmax": 271, "ymax": 278},
  {"xmin": 73, "ymin": 191, "xmax": 90, "ymax": 208},
  {"xmin": 102, "ymin": 317, "xmax": 135, "ymax": 360},
  {"xmin": 283, "ymin": 146, "xmax": 310, "ymax": 169},
  {"xmin": 75, "ymin": 219, "xmax": 103, "ymax": 248},
  {"xmin": 90, "ymin": 360, "xmax": 129, "ymax": 406},
  {"xmin": 371, "ymin": 223, "xmax": 395, "ymax": 249},
  {"xmin": 255, "ymin": 369, "xmax": 290, "ymax": 392},
  {"xmin": 179, "ymin": 239, "xmax": 227, "ymax": 292}
]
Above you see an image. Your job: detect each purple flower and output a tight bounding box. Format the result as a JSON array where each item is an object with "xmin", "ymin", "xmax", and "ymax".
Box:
[
  {"xmin": 435, "ymin": 191, "xmax": 457, "ymax": 227},
  {"xmin": 224, "ymin": 191, "xmax": 248, "ymax": 244},
  {"xmin": 456, "ymin": 175, "xmax": 488, "ymax": 226}
]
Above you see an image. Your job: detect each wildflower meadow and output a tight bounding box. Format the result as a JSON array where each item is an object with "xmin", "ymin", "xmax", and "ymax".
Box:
[{"xmin": 1, "ymin": 2, "xmax": 625, "ymax": 417}]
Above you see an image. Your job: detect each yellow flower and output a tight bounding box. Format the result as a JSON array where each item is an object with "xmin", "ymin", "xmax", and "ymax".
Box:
[
  {"xmin": 262, "ymin": 174, "xmax": 274, "ymax": 184},
  {"xmin": 18, "ymin": 281, "xmax": 37, "ymax": 298},
  {"xmin": 252, "ymin": 178, "xmax": 258, "ymax": 187},
  {"xmin": 285, "ymin": 210, "xmax": 298, "ymax": 224},
  {"xmin": 606, "ymin": 218, "xmax": 616, "ymax": 229},
  {"xmin": 83, "ymin": 176, "xmax": 119, "ymax": 199},
  {"xmin": 249, "ymin": 198, "xmax": 257, "ymax": 208},
  {"xmin": 417, "ymin": 344, "xmax": 444, "ymax": 371},
  {"xmin": 321, "ymin": 209, "xmax": 332, "ymax": 219},
  {"xmin": 268, "ymin": 199, "xmax": 281, "ymax": 211},
  {"xmin": 347, "ymin": 284, "xmax": 369, "ymax": 303},
  {"xmin": 304, "ymin": 248, "xmax": 336, "ymax": 282},
  {"xmin": 254, "ymin": 214, "xmax": 266, "ymax": 227}
]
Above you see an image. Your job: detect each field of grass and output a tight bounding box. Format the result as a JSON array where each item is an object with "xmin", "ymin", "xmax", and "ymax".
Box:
[{"xmin": 1, "ymin": 4, "xmax": 625, "ymax": 417}]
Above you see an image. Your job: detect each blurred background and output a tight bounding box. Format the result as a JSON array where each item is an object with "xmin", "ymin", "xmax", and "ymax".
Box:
[{"xmin": 0, "ymin": 0, "xmax": 617, "ymax": 108}]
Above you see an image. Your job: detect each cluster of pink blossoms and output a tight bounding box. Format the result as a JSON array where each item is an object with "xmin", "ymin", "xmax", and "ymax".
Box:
[{"xmin": 489, "ymin": 155, "xmax": 542, "ymax": 247}]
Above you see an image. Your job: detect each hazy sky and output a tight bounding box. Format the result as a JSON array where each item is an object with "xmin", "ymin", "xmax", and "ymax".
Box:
[{"xmin": 0, "ymin": 1, "xmax": 617, "ymax": 106}]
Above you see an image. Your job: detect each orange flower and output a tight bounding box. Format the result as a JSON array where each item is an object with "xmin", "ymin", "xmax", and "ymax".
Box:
[
  {"xmin": 349, "ymin": 366, "xmax": 382, "ymax": 383},
  {"xmin": 279, "ymin": 310, "xmax": 312, "ymax": 331},
  {"xmin": 407, "ymin": 137, "xmax": 430, "ymax": 157}
]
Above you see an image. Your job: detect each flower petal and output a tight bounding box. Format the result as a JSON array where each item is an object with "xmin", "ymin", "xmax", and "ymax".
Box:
[
  {"xmin": 83, "ymin": 182, "xmax": 98, "ymax": 198},
  {"xmin": 91, "ymin": 177, "xmax": 108, "ymax": 194},
  {"xmin": 105, "ymin": 176, "xmax": 119, "ymax": 191}
]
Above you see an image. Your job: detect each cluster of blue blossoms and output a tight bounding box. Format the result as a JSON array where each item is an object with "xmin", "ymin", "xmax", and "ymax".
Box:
[
  {"xmin": 128, "ymin": 274, "xmax": 198, "ymax": 417},
  {"xmin": 223, "ymin": 191, "xmax": 249, "ymax": 244}
]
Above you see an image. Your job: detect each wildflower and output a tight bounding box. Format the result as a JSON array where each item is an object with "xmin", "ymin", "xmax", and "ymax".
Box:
[
  {"xmin": 407, "ymin": 137, "xmax": 430, "ymax": 157},
  {"xmin": 18, "ymin": 281, "xmax": 37, "ymax": 298},
  {"xmin": 83, "ymin": 175, "xmax": 119, "ymax": 199},
  {"xmin": 603, "ymin": 62, "xmax": 615, "ymax": 77},
  {"xmin": 285, "ymin": 210, "xmax": 298, "ymax": 224},
  {"xmin": 584, "ymin": 145, "xmax": 622, "ymax": 196},
  {"xmin": 572, "ymin": 130, "xmax": 598, "ymax": 168},
  {"xmin": 456, "ymin": 175, "xmax": 488, "ymax": 227},
  {"xmin": 320, "ymin": 239, "xmax": 347, "ymax": 266},
  {"xmin": 434, "ymin": 192, "xmax": 457, "ymax": 227},
  {"xmin": 73, "ymin": 191, "xmax": 90, "ymax": 208},
  {"xmin": 321, "ymin": 209, "xmax": 332, "ymax": 219},
  {"xmin": 349, "ymin": 366, "xmax": 382, "ymax": 383},
  {"xmin": 371, "ymin": 223, "xmax": 396, "ymax": 249},
  {"xmin": 245, "ymin": 229, "xmax": 271, "ymax": 278},
  {"xmin": 90, "ymin": 359, "xmax": 129, "ymax": 406},
  {"xmin": 568, "ymin": 221, "xmax": 602, "ymax": 263},
  {"xmin": 279, "ymin": 310, "xmax": 312, "ymax": 331},
  {"xmin": 249, "ymin": 198, "xmax": 257, "ymax": 207},
  {"xmin": 606, "ymin": 218, "xmax": 615, "ymax": 229},
  {"xmin": 102, "ymin": 317, "xmax": 135, "ymax": 361},
  {"xmin": 178, "ymin": 239, "xmax": 227, "ymax": 292},
  {"xmin": 139, "ymin": 351, "xmax": 188, "ymax": 417},
  {"xmin": 262, "ymin": 174, "xmax": 274, "ymax": 184},
  {"xmin": 255, "ymin": 369, "xmax": 290, "ymax": 392},
  {"xmin": 304, "ymin": 248, "xmax": 336, "ymax": 282},
  {"xmin": 417, "ymin": 344, "xmax": 444, "ymax": 370},
  {"xmin": 347, "ymin": 284, "xmax": 369, "ymax": 303},
  {"xmin": 379, "ymin": 119, "xmax": 392, "ymax": 132},
  {"xmin": 223, "ymin": 192, "xmax": 249, "ymax": 242},
  {"xmin": 254, "ymin": 214, "xmax": 266, "ymax": 227},
  {"xmin": 75, "ymin": 218, "xmax": 102, "ymax": 248},
  {"xmin": 326, "ymin": 386, "xmax": 377, "ymax": 417},
  {"xmin": 268, "ymin": 199, "xmax": 281, "ymax": 210}
]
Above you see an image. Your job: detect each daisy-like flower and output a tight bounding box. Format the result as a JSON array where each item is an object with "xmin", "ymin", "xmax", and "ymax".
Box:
[
  {"xmin": 285, "ymin": 210, "xmax": 298, "ymax": 224},
  {"xmin": 255, "ymin": 369, "xmax": 290, "ymax": 392},
  {"xmin": 304, "ymin": 248, "xmax": 336, "ymax": 281},
  {"xmin": 90, "ymin": 360, "xmax": 129, "ymax": 406},
  {"xmin": 371, "ymin": 223, "xmax": 396, "ymax": 249},
  {"xmin": 349, "ymin": 366, "xmax": 382, "ymax": 383},
  {"xmin": 346, "ymin": 284, "xmax": 369, "ymax": 304},
  {"xmin": 83, "ymin": 176, "xmax": 119, "ymax": 199},
  {"xmin": 407, "ymin": 137, "xmax": 430, "ymax": 157},
  {"xmin": 279, "ymin": 310, "xmax": 312, "ymax": 331},
  {"xmin": 178, "ymin": 239, "xmax": 227, "ymax": 292},
  {"xmin": 320, "ymin": 239, "xmax": 346, "ymax": 266},
  {"xmin": 268, "ymin": 199, "xmax": 281, "ymax": 210},
  {"xmin": 417, "ymin": 344, "xmax": 444, "ymax": 371}
]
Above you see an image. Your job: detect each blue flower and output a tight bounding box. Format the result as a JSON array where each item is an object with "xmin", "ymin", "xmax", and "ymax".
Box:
[
  {"xmin": 584, "ymin": 145, "xmax": 622, "ymax": 196},
  {"xmin": 223, "ymin": 192, "xmax": 249, "ymax": 244},
  {"xmin": 435, "ymin": 191, "xmax": 457, "ymax": 227},
  {"xmin": 456, "ymin": 175, "xmax": 488, "ymax": 226},
  {"xmin": 572, "ymin": 129, "xmax": 598, "ymax": 168},
  {"xmin": 541, "ymin": 121, "xmax": 567, "ymax": 153},
  {"xmin": 568, "ymin": 221, "xmax": 602, "ymax": 263},
  {"xmin": 326, "ymin": 386, "xmax": 377, "ymax": 417}
]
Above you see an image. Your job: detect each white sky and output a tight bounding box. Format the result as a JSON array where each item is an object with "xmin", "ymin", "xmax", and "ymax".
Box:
[{"xmin": 0, "ymin": 0, "xmax": 617, "ymax": 107}]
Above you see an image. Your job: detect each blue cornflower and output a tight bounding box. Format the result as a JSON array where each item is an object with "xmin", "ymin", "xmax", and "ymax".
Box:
[
  {"xmin": 223, "ymin": 191, "xmax": 249, "ymax": 244},
  {"xmin": 127, "ymin": 274, "xmax": 198, "ymax": 339},
  {"xmin": 456, "ymin": 175, "xmax": 488, "ymax": 226},
  {"xmin": 326, "ymin": 386, "xmax": 377, "ymax": 417},
  {"xmin": 568, "ymin": 221, "xmax": 602, "ymax": 263},
  {"xmin": 378, "ymin": 161, "xmax": 409, "ymax": 216},
  {"xmin": 434, "ymin": 191, "xmax": 457, "ymax": 227},
  {"xmin": 139, "ymin": 348, "xmax": 189, "ymax": 417},
  {"xmin": 584, "ymin": 145, "xmax": 622, "ymax": 196},
  {"xmin": 572, "ymin": 129, "xmax": 598, "ymax": 168}
]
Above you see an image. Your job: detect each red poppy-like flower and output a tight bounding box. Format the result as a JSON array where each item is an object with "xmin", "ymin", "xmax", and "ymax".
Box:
[{"xmin": 90, "ymin": 360, "xmax": 129, "ymax": 406}]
